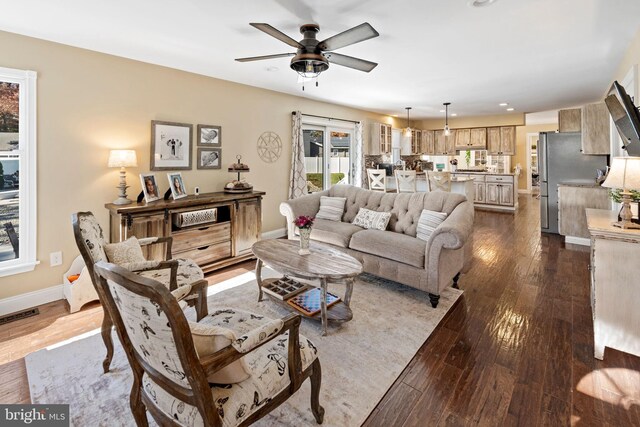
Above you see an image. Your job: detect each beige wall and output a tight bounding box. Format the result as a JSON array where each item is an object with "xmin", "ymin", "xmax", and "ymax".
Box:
[
  {"xmin": 514, "ymin": 123, "xmax": 557, "ymax": 190},
  {"xmin": 0, "ymin": 30, "xmax": 401, "ymax": 300},
  {"xmin": 418, "ymin": 113, "xmax": 525, "ymax": 130}
]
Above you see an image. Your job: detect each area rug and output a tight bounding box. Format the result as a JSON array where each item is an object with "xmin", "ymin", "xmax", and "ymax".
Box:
[{"xmin": 26, "ymin": 270, "xmax": 462, "ymax": 426}]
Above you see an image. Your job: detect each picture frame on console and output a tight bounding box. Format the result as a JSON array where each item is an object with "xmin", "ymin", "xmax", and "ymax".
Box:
[
  {"xmin": 197, "ymin": 148, "xmax": 222, "ymax": 170},
  {"xmin": 140, "ymin": 173, "xmax": 160, "ymax": 203},
  {"xmin": 167, "ymin": 172, "xmax": 188, "ymax": 199},
  {"xmin": 197, "ymin": 124, "xmax": 222, "ymax": 147},
  {"xmin": 150, "ymin": 120, "xmax": 193, "ymax": 171}
]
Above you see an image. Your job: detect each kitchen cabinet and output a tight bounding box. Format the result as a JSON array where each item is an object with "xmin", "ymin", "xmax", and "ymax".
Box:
[
  {"xmin": 454, "ymin": 129, "xmax": 471, "ymax": 151},
  {"xmin": 474, "ymin": 182, "xmax": 485, "ymax": 203},
  {"xmin": 370, "ymin": 122, "xmax": 392, "ymax": 155},
  {"xmin": 487, "ymin": 126, "xmax": 516, "ymax": 155},
  {"xmin": 587, "ymin": 208, "xmax": 640, "ymax": 360},
  {"xmin": 558, "ymin": 185, "xmax": 609, "ymax": 240},
  {"xmin": 581, "ymin": 102, "xmax": 611, "ymax": 155},
  {"xmin": 422, "ymin": 130, "xmax": 435, "ymax": 155},
  {"xmin": 411, "ymin": 130, "xmax": 422, "ymax": 154},
  {"xmin": 434, "ymin": 129, "xmax": 456, "ymax": 155},
  {"xmin": 470, "ymin": 128, "xmax": 487, "ymax": 149},
  {"xmin": 499, "ymin": 183, "xmax": 514, "ymax": 205},
  {"xmin": 485, "ymin": 183, "xmax": 500, "ymax": 204},
  {"xmin": 559, "ymin": 108, "xmax": 582, "ymax": 132},
  {"xmin": 453, "ymin": 173, "xmax": 518, "ymax": 211}
]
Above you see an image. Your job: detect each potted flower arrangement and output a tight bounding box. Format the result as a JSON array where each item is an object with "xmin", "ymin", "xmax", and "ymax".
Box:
[
  {"xmin": 609, "ymin": 189, "xmax": 640, "ymax": 223},
  {"xmin": 449, "ymin": 158, "xmax": 458, "ymax": 172},
  {"xmin": 294, "ymin": 215, "xmax": 314, "ymax": 255}
]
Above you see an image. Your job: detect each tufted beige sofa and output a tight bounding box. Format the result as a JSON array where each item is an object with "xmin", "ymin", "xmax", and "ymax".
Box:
[{"xmin": 279, "ymin": 185, "xmax": 474, "ymax": 307}]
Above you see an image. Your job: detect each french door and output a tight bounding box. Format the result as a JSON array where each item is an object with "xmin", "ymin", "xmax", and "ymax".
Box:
[{"xmin": 302, "ymin": 123, "xmax": 354, "ymax": 192}]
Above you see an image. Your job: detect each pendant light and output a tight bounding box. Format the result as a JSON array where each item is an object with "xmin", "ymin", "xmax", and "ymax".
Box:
[
  {"xmin": 443, "ymin": 102, "xmax": 451, "ymax": 136},
  {"xmin": 404, "ymin": 107, "xmax": 412, "ymax": 138}
]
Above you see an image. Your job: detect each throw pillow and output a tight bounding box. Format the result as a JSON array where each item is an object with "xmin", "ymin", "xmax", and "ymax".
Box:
[
  {"xmin": 352, "ymin": 207, "xmax": 392, "ymax": 231},
  {"xmin": 416, "ymin": 209, "xmax": 448, "ymax": 241},
  {"xmin": 316, "ymin": 196, "xmax": 347, "ymax": 222},
  {"xmin": 104, "ymin": 237, "xmax": 146, "ymax": 265},
  {"xmin": 189, "ymin": 321, "xmax": 251, "ymax": 384}
]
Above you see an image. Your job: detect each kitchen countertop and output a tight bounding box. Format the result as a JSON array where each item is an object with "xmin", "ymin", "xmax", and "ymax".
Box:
[
  {"xmin": 452, "ymin": 171, "xmax": 516, "ymax": 176},
  {"xmin": 558, "ymin": 179, "xmax": 605, "ymax": 188}
]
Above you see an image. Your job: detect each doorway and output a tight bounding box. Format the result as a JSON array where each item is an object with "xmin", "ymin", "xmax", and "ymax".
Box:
[
  {"xmin": 302, "ymin": 123, "xmax": 354, "ymax": 192},
  {"xmin": 527, "ymin": 132, "xmax": 540, "ymax": 195}
]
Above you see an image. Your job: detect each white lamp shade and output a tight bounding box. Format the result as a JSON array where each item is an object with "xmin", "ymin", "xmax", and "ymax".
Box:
[
  {"xmin": 108, "ymin": 150, "xmax": 138, "ymax": 168},
  {"xmin": 602, "ymin": 157, "xmax": 640, "ymax": 191}
]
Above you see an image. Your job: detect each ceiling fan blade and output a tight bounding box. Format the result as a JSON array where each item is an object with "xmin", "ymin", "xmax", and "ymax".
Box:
[
  {"xmin": 235, "ymin": 53, "xmax": 295, "ymax": 62},
  {"xmin": 249, "ymin": 23, "xmax": 304, "ymax": 49},
  {"xmin": 325, "ymin": 52, "xmax": 378, "ymax": 72},
  {"xmin": 318, "ymin": 22, "xmax": 379, "ymax": 51}
]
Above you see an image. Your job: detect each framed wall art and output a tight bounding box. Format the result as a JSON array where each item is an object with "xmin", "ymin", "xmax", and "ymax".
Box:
[
  {"xmin": 197, "ymin": 148, "xmax": 222, "ymax": 170},
  {"xmin": 150, "ymin": 120, "xmax": 193, "ymax": 170},
  {"xmin": 140, "ymin": 173, "xmax": 160, "ymax": 202},
  {"xmin": 197, "ymin": 124, "xmax": 222, "ymax": 147},
  {"xmin": 167, "ymin": 172, "xmax": 188, "ymax": 199}
]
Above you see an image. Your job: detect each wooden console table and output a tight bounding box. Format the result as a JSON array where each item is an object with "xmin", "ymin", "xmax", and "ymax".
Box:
[
  {"xmin": 586, "ymin": 208, "xmax": 640, "ymax": 360},
  {"xmin": 106, "ymin": 191, "xmax": 264, "ymax": 273}
]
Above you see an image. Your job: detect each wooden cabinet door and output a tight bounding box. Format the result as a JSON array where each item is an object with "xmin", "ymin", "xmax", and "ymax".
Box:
[
  {"xmin": 422, "ymin": 130, "xmax": 435, "ymax": 155},
  {"xmin": 485, "ymin": 183, "xmax": 500, "ymax": 205},
  {"xmin": 499, "ymin": 184, "xmax": 514, "ymax": 206},
  {"xmin": 474, "ymin": 182, "xmax": 485, "ymax": 203},
  {"xmin": 234, "ymin": 198, "xmax": 262, "ymax": 256},
  {"xmin": 454, "ymin": 129, "xmax": 471, "ymax": 151},
  {"xmin": 446, "ymin": 129, "xmax": 457, "ymax": 155},
  {"xmin": 581, "ymin": 102, "xmax": 611, "ymax": 155},
  {"xmin": 125, "ymin": 213, "xmax": 168, "ymax": 261},
  {"xmin": 413, "ymin": 130, "xmax": 421, "ymax": 153},
  {"xmin": 500, "ymin": 126, "xmax": 516, "ymax": 155},
  {"xmin": 559, "ymin": 108, "xmax": 582, "ymax": 132},
  {"xmin": 369, "ymin": 123, "xmax": 381, "ymax": 155},
  {"xmin": 469, "ymin": 128, "xmax": 487, "ymax": 149},
  {"xmin": 487, "ymin": 127, "xmax": 501, "ymax": 154},
  {"xmin": 383, "ymin": 124, "xmax": 392, "ymax": 154},
  {"xmin": 434, "ymin": 130, "xmax": 446, "ymax": 155}
]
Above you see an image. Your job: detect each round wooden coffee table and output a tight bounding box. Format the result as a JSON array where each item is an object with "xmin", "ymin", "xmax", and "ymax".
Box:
[{"xmin": 252, "ymin": 239, "xmax": 363, "ymax": 336}]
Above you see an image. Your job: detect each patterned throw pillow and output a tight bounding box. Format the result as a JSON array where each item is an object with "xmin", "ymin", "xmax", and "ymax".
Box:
[
  {"xmin": 352, "ymin": 208, "xmax": 392, "ymax": 231},
  {"xmin": 316, "ymin": 196, "xmax": 347, "ymax": 222},
  {"xmin": 416, "ymin": 209, "xmax": 448, "ymax": 241},
  {"xmin": 104, "ymin": 237, "xmax": 146, "ymax": 265}
]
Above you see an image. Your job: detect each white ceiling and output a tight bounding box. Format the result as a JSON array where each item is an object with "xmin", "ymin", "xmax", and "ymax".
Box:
[{"xmin": 1, "ymin": 0, "xmax": 639, "ymax": 119}]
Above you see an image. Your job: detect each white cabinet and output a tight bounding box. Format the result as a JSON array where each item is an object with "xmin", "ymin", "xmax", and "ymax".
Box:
[
  {"xmin": 370, "ymin": 122, "xmax": 392, "ymax": 155},
  {"xmin": 587, "ymin": 209, "xmax": 640, "ymax": 360}
]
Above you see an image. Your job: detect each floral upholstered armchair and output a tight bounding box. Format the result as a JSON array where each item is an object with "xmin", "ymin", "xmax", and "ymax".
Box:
[
  {"xmin": 94, "ymin": 261, "xmax": 324, "ymax": 427},
  {"xmin": 72, "ymin": 211, "xmax": 208, "ymax": 373}
]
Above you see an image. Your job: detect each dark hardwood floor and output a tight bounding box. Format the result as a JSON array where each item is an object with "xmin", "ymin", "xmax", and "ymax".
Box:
[{"xmin": 1, "ymin": 195, "xmax": 639, "ymax": 426}]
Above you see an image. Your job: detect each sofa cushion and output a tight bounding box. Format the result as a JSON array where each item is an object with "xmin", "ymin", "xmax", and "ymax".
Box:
[
  {"xmin": 352, "ymin": 208, "xmax": 392, "ymax": 231},
  {"xmin": 416, "ymin": 209, "xmax": 448, "ymax": 241},
  {"xmin": 297, "ymin": 218, "xmax": 364, "ymax": 248},
  {"xmin": 349, "ymin": 229, "xmax": 426, "ymax": 268},
  {"xmin": 104, "ymin": 236, "xmax": 146, "ymax": 265},
  {"xmin": 315, "ymin": 196, "xmax": 347, "ymax": 222}
]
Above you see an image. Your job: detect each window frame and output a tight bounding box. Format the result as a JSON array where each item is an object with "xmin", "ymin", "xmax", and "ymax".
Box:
[{"xmin": 0, "ymin": 66, "xmax": 38, "ymax": 277}]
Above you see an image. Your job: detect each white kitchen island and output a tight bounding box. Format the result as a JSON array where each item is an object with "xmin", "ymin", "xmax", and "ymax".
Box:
[{"xmin": 386, "ymin": 173, "xmax": 475, "ymax": 202}]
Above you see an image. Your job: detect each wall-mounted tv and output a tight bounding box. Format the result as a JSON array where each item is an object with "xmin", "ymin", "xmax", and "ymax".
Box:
[{"xmin": 604, "ymin": 80, "xmax": 640, "ymax": 156}]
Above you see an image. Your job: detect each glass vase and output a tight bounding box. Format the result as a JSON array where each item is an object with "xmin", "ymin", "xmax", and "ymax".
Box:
[{"xmin": 298, "ymin": 227, "xmax": 311, "ymax": 255}]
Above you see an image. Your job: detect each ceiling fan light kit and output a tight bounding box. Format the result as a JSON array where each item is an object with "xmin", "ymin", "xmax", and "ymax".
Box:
[{"xmin": 236, "ymin": 22, "xmax": 379, "ymax": 90}]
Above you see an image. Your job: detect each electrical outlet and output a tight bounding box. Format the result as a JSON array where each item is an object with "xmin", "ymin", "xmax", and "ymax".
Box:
[{"xmin": 50, "ymin": 251, "xmax": 63, "ymax": 267}]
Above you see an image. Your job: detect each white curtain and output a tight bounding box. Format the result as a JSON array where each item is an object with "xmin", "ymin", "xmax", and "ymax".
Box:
[
  {"xmin": 289, "ymin": 111, "xmax": 308, "ymax": 199},
  {"xmin": 354, "ymin": 121, "xmax": 363, "ymax": 187}
]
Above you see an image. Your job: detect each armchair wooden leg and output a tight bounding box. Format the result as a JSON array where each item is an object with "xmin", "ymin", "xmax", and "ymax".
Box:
[
  {"xmin": 452, "ymin": 272, "xmax": 461, "ymax": 289},
  {"xmin": 310, "ymin": 359, "xmax": 325, "ymax": 424},
  {"xmin": 101, "ymin": 311, "xmax": 115, "ymax": 373},
  {"xmin": 130, "ymin": 369, "xmax": 149, "ymax": 427}
]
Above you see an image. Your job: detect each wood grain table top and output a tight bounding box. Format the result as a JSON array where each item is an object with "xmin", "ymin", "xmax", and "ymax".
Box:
[{"xmin": 252, "ymin": 239, "xmax": 363, "ymax": 281}]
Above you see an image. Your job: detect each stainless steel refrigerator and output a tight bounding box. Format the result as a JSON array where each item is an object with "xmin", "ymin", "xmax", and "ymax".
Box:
[{"xmin": 539, "ymin": 132, "xmax": 608, "ymax": 234}]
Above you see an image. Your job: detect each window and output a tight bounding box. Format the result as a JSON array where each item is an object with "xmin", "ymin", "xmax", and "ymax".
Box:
[
  {"xmin": 302, "ymin": 122, "xmax": 354, "ymax": 192},
  {"xmin": 0, "ymin": 66, "xmax": 37, "ymax": 277}
]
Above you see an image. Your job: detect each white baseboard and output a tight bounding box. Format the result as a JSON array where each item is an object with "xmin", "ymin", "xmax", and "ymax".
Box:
[
  {"xmin": 0, "ymin": 284, "xmax": 64, "ymax": 316},
  {"xmin": 261, "ymin": 228, "xmax": 286, "ymax": 240},
  {"xmin": 565, "ymin": 236, "xmax": 591, "ymax": 247}
]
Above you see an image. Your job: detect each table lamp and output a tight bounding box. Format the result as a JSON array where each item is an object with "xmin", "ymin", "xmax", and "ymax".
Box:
[
  {"xmin": 108, "ymin": 149, "xmax": 138, "ymax": 205},
  {"xmin": 602, "ymin": 156, "xmax": 640, "ymax": 229}
]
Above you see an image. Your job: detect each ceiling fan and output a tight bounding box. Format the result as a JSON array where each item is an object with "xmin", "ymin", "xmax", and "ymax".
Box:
[{"xmin": 235, "ymin": 22, "xmax": 380, "ymax": 83}]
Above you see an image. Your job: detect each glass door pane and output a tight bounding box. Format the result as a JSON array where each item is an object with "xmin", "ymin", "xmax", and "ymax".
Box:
[
  {"xmin": 0, "ymin": 81, "xmax": 20, "ymax": 262},
  {"xmin": 303, "ymin": 126, "xmax": 325, "ymax": 192},
  {"xmin": 328, "ymin": 129, "xmax": 352, "ymax": 187}
]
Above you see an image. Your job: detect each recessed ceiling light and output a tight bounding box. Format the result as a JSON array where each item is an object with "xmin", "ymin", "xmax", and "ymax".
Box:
[
  {"xmin": 439, "ymin": 109, "xmax": 445, "ymax": 113},
  {"xmin": 499, "ymin": 102, "xmax": 508, "ymax": 106},
  {"xmin": 451, "ymin": 113, "xmax": 458, "ymax": 117},
  {"xmin": 392, "ymin": 114, "xmax": 399, "ymax": 117},
  {"xmin": 265, "ymin": 66, "xmax": 279, "ymax": 72},
  {"xmin": 506, "ymin": 107, "xmax": 515, "ymax": 111},
  {"xmin": 469, "ymin": 0, "xmax": 497, "ymax": 7}
]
